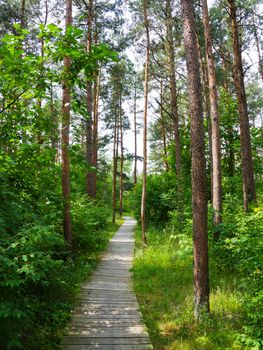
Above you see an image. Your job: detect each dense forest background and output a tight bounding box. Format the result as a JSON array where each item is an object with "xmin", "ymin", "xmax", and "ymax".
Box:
[{"xmin": 0, "ymin": 0, "xmax": 262, "ymax": 349}]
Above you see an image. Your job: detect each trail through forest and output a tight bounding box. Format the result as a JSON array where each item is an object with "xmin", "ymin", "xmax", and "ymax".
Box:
[{"xmin": 61, "ymin": 217, "xmax": 153, "ymax": 350}]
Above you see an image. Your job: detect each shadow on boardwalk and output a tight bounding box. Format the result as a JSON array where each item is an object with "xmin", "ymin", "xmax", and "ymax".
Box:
[{"xmin": 61, "ymin": 216, "xmax": 153, "ymax": 350}]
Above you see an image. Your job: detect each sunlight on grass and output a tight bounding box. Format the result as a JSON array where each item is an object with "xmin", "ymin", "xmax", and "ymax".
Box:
[{"xmin": 133, "ymin": 227, "xmax": 244, "ymax": 350}]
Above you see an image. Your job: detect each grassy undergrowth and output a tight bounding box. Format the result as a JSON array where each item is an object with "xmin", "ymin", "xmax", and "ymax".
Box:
[
  {"xmin": 0, "ymin": 216, "xmax": 123, "ymax": 350},
  {"xmin": 133, "ymin": 227, "xmax": 244, "ymax": 350}
]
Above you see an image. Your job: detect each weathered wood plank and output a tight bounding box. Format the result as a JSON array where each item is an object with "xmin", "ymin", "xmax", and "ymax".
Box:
[
  {"xmin": 62, "ymin": 345, "xmax": 153, "ymax": 350},
  {"xmin": 62, "ymin": 336, "xmax": 151, "ymax": 345},
  {"xmin": 65, "ymin": 326, "xmax": 149, "ymax": 337},
  {"xmin": 61, "ymin": 217, "xmax": 153, "ymax": 350}
]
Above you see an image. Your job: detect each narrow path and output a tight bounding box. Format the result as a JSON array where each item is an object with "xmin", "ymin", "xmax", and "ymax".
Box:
[{"xmin": 61, "ymin": 216, "xmax": 153, "ymax": 350}]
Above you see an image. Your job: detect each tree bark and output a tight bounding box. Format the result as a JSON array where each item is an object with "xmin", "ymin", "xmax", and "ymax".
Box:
[
  {"xmin": 201, "ymin": 0, "xmax": 222, "ymax": 228},
  {"xmin": 253, "ymin": 15, "xmax": 263, "ymax": 84},
  {"xmin": 20, "ymin": 0, "xmax": 26, "ymax": 29},
  {"xmin": 134, "ymin": 82, "xmax": 138, "ymax": 186},
  {"xmin": 112, "ymin": 113, "xmax": 118, "ymax": 224},
  {"xmin": 141, "ymin": 0, "xmax": 150, "ymax": 245},
  {"xmin": 86, "ymin": 0, "xmax": 95, "ymax": 198},
  {"xmin": 165, "ymin": 0, "xmax": 181, "ymax": 179},
  {"xmin": 222, "ymin": 54, "xmax": 235, "ymax": 177},
  {"xmin": 119, "ymin": 91, "xmax": 124, "ymax": 216},
  {"xmin": 181, "ymin": 0, "xmax": 209, "ymax": 319},
  {"xmin": 91, "ymin": 71, "xmax": 100, "ymax": 199},
  {"xmin": 160, "ymin": 80, "xmax": 169, "ymax": 172},
  {"xmin": 62, "ymin": 0, "xmax": 73, "ymax": 249},
  {"xmin": 228, "ymin": 0, "xmax": 256, "ymax": 211}
]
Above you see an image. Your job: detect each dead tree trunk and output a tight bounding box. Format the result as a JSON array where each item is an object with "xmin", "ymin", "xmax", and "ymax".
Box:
[{"xmin": 181, "ymin": 0, "xmax": 209, "ymax": 319}]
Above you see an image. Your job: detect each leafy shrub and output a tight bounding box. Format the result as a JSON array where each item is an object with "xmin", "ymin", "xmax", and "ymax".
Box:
[
  {"xmin": 0, "ymin": 224, "xmax": 68, "ymax": 349},
  {"xmin": 71, "ymin": 196, "xmax": 111, "ymax": 253},
  {"xmin": 133, "ymin": 173, "xmax": 178, "ymax": 227}
]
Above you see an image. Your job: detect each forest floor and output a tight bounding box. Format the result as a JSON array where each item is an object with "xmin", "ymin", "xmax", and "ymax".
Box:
[{"xmin": 61, "ymin": 217, "xmax": 153, "ymax": 350}]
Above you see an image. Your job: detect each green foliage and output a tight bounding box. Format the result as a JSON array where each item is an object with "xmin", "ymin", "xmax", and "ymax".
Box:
[
  {"xmin": 133, "ymin": 227, "xmax": 243, "ymax": 350},
  {"xmin": 211, "ymin": 204, "xmax": 263, "ymax": 349},
  {"xmin": 0, "ymin": 22, "xmax": 119, "ymax": 350},
  {"xmin": 72, "ymin": 197, "xmax": 111, "ymax": 253},
  {"xmin": 133, "ymin": 173, "xmax": 178, "ymax": 226}
]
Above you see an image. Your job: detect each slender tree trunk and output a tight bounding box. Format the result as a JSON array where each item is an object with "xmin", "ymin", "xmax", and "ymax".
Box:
[
  {"xmin": 222, "ymin": 55, "xmax": 235, "ymax": 176},
  {"xmin": 20, "ymin": 0, "xmax": 26, "ymax": 28},
  {"xmin": 181, "ymin": 0, "xmax": 209, "ymax": 319},
  {"xmin": 196, "ymin": 33, "xmax": 213, "ymax": 203},
  {"xmin": 62, "ymin": 0, "xmax": 73, "ymax": 249},
  {"xmin": 91, "ymin": 9, "xmax": 99, "ymax": 198},
  {"xmin": 86, "ymin": 0, "xmax": 95, "ymax": 198},
  {"xmin": 160, "ymin": 80, "xmax": 169, "ymax": 171},
  {"xmin": 228, "ymin": 0, "xmax": 256, "ymax": 211},
  {"xmin": 141, "ymin": 0, "xmax": 150, "ymax": 245},
  {"xmin": 165, "ymin": 0, "xmax": 181, "ymax": 179},
  {"xmin": 92, "ymin": 71, "xmax": 100, "ymax": 199},
  {"xmin": 253, "ymin": 15, "xmax": 263, "ymax": 84},
  {"xmin": 134, "ymin": 83, "xmax": 138, "ymax": 186},
  {"xmin": 50, "ymin": 81, "xmax": 59, "ymax": 162},
  {"xmin": 201, "ymin": 0, "xmax": 222, "ymax": 228},
  {"xmin": 112, "ymin": 113, "xmax": 118, "ymax": 224},
  {"xmin": 119, "ymin": 92, "xmax": 124, "ymax": 216}
]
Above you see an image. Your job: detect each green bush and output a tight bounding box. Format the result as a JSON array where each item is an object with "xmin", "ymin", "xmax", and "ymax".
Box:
[{"xmin": 72, "ymin": 197, "xmax": 111, "ymax": 253}]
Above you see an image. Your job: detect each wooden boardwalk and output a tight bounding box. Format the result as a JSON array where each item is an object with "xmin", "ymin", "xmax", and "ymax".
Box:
[{"xmin": 61, "ymin": 217, "xmax": 153, "ymax": 350}]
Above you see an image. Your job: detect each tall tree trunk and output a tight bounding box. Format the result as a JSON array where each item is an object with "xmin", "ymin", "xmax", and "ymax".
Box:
[
  {"xmin": 201, "ymin": 0, "xmax": 222, "ymax": 229},
  {"xmin": 181, "ymin": 0, "xmax": 209, "ymax": 319},
  {"xmin": 222, "ymin": 54, "xmax": 235, "ymax": 176},
  {"xmin": 92, "ymin": 71, "xmax": 100, "ymax": 199},
  {"xmin": 160, "ymin": 80, "xmax": 169, "ymax": 172},
  {"xmin": 112, "ymin": 113, "xmax": 118, "ymax": 224},
  {"xmin": 50, "ymin": 81, "xmax": 59, "ymax": 162},
  {"xmin": 141, "ymin": 0, "xmax": 150, "ymax": 245},
  {"xmin": 253, "ymin": 15, "xmax": 263, "ymax": 84},
  {"xmin": 134, "ymin": 82, "xmax": 138, "ymax": 186},
  {"xmin": 86, "ymin": 0, "xmax": 95, "ymax": 198},
  {"xmin": 228, "ymin": 0, "xmax": 256, "ymax": 211},
  {"xmin": 165, "ymin": 0, "xmax": 181, "ymax": 178},
  {"xmin": 62, "ymin": 0, "xmax": 73, "ymax": 249},
  {"xmin": 196, "ymin": 34, "xmax": 213, "ymax": 203},
  {"xmin": 91, "ymin": 8, "xmax": 99, "ymax": 198},
  {"xmin": 119, "ymin": 91, "xmax": 124, "ymax": 216}
]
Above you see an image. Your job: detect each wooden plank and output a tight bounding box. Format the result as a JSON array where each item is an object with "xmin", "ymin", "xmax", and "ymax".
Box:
[
  {"xmin": 61, "ymin": 217, "xmax": 153, "ymax": 350},
  {"xmin": 62, "ymin": 336, "xmax": 151, "ymax": 345},
  {"xmin": 62, "ymin": 343, "xmax": 153, "ymax": 350},
  {"xmin": 71, "ymin": 314, "xmax": 142, "ymax": 321},
  {"xmin": 65, "ymin": 327, "xmax": 149, "ymax": 337}
]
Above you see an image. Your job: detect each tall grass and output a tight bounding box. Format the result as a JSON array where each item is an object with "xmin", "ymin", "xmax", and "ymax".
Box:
[{"xmin": 133, "ymin": 227, "xmax": 244, "ymax": 350}]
